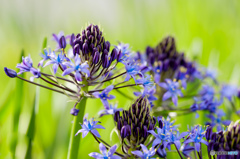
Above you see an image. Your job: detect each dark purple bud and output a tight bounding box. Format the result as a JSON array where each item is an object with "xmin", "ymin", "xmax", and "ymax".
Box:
[
  {"xmin": 59, "ymin": 36, "xmax": 66, "ymax": 49},
  {"xmin": 117, "ymin": 120, "xmax": 122, "ymax": 130},
  {"xmin": 103, "ymin": 49, "xmax": 108, "ymax": 55},
  {"xmin": 73, "ymin": 44, "xmax": 80, "ymax": 55},
  {"xmin": 76, "ymin": 33, "xmax": 81, "ymax": 38},
  {"xmin": 97, "ymin": 45, "xmax": 102, "ymax": 52},
  {"xmin": 157, "ymin": 145, "xmax": 167, "ymax": 158},
  {"xmin": 211, "ymin": 132, "xmax": 216, "ymax": 142},
  {"xmin": 111, "ymin": 48, "xmax": 118, "ymax": 61},
  {"xmin": 208, "ymin": 141, "xmax": 214, "ymax": 152},
  {"xmin": 102, "ymin": 54, "xmax": 109, "ymax": 68},
  {"xmin": 149, "ymin": 54, "xmax": 155, "ymax": 65},
  {"xmin": 159, "ymin": 120, "xmax": 163, "ymax": 129},
  {"xmin": 213, "ymin": 143, "xmax": 219, "ymax": 151},
  {"xmin": 70, "ymin": 108, "xmax": 79, "ymax": 116},
  {"xmin": 114, "ymin": 111, "xmax": 120, "ymax": 122},
  {"xmin": 162, "ymin": 59, "xmax": 169, "ymax": 71},
  {"xmin": 149, "ymin": 123, "xmax": 154, "ymax": 130},
  {"xmin": 206, "ymin": 126, "xmax": 212, "ymax": 140},
  {"xmin": 121, "ymin": 125, "xmax": 131, "ymax": 138},
  {"xmin": 4, "ymin": 67, "xmax": 17, "ymax": 78},
  {"xmin": 117, "ymin": 50, "xmax": 122, "ymax": 62},
  {"xmin": 86, "ymin": 30, "xmax": 91, "ymax": 37},
  {"xmin": 83, "ymin": 43, "xmax": 89, "ymax": 54},
  {"xmin": 104, "ymin": 41, "xmax": 110, "ymax": 51},
  {"xmin": 70, "ymin": 34, "xmax": 75, "ymax": 47},
  {"xmin": 93, "ymin": 51, "xmax": 100, "ymax": 64},
  {"xmin": 143, "ymin": 125, "xmax": 148, "ymax": 138},
  {"xmin": 237, "ymin": 90, "xmax": 240, "ymax": 98}
]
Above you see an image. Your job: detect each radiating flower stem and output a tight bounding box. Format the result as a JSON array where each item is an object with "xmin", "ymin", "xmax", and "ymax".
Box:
[
  {"xmin": 67, "ymin": 96, "xmax": 87, "ymax": 159},
  {"xmin": 174, "ymin": 143, "xmax": 183, "ymax": 159}
]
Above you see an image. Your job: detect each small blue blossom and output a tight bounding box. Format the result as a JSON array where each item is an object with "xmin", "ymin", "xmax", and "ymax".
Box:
[
  {"xmin": 158, "ymin": 79, "xmax": 183, "ymax": 106},
  {"xmin": 153, "ymin": 62, "xmax": 162, "ymax": 83},
  {"xmin": 29, "ymin": 67, "xmax": 41, "ymax": 81},
  {"xmin": 148, "ymin": 127, "xmax": 170, "ymax": 148},
  {"xmin": 52, "ymin": 31, "xmax": 68, "ymax": 50},
  {"xmin": 38, "ymin": 48, "xmax": 52, "ymax": 67},
  {"xmin": 16, "ymin": 55, "xmax": 33, "ymax": 74},
  {"xmin": 44, "ymin": 51, "xmax": 68, "ymax": 74},
  {"xmin": 184, "ymin": 125, "xmax": 208, "ymax": 152},
  {"xmin": 220, "ymin": 84, "xmax": 238, "ymax": 101},
  {"xmin": 206, "ymin": 109, "xmax": 231, "ymax": 131},
  {"xmin": 62, "ymin": 55, "xmax": 90, "ymax": 81},
  {"xmin": 176, "ymin": 66, "xmax": 188, "ymax": 89},
  {"xmin": 204, "ymin": 68, "xmax": 218, "ymax": 82},
  {"xmin": 116, "ymin": 43, "xmax": 131, "ymax": 63},
  {"xmin": 166, "ymin": 131, "xmax": 188, "ymax": 150},
  {"xmin": 98, "ymin": 103, "xmax": 122, "ymax": 117},
  {"xmin": 134, "ymin": 86, "xmax": 157, "ymax": 107},
  {"xmin": 89, "ymin": 143, "xmax": 121, "ymax": 159},
  {"xmin": 124, "ymin": 62, "xmax": 143, "ymax": 82},
  {"xmin": 75, "ymin": 115, "xmax": 105, "ymax": 138},
  {"xmin": 131, "ymin": 144, "xmax": 156, "ymax": 159},
  {"xmin": 199, "ymin": 85, "xmax": 215, "ymax": 101},
  {"xmin": 93, "ymin": 85, "xmax": 115, "ymax": 108},
  {"xmin": 136, "ymin": 75, "xmax": 154, "ymax": 88}
]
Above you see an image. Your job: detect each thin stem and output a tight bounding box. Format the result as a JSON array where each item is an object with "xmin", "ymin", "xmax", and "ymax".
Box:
[
  {"xmin": 90, "ymin": 132, "xmax": 125, "ymax": 157},
  {"xmin": 67, "ymin": 97, "xmax": 87, "ymax": 159},
  {"xmin": 174, "ymin": 143, "xmax": 183, "ymax": 159},
  {"xmin": 41, "ymin": 72, "xmax": 75, "ymax": 84},
  {"xmin": 197, "ymin": 151, "xmax": 202, "ymax": 159},
  {"xmin": 88, "ymin": 84, "xmax": 141, "ymax": 93},
  {"xmin": 40, "ymin": 77, "xmax": 78, "ymax": 94},
  {"xmin": 90, "ymin": 72, "xmax": 126, "ymax": 84},
  {"xmin": 16, "ymin": 76, "xmax": 77, "ymax": 98}
]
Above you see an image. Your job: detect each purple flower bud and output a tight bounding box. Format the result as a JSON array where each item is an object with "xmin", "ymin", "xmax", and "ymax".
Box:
[
  {"xmin": 111, "ymin": 48, "xmax": 118, "ymax": 61},
  {"xmin": 102, "ymin": 54, "xmax": 109, "ymax": 68},
  {"xmin": 74, "ymin": 44, "xmax": 80, "ymax": 55},
  {"xmin": 86, "ymin": 30, "xmax": 91, "ymax": 37},
  {"xmin": 114, "ymin": 111, "xmax": 120, "ymax": 122},
  {"xmin": 211, "ymin": 132, "xmax": 216, "ymax": 142},
  {"xmin": 104, "ymin": 41, "xmax": 110, "ymax": 51},
  {"xmin": 238, "ymin": 89, "xmax": 240, "ymax": 98},
  {"xmin": 83, "ymin": 43, "xmax": 89, "ymax": 54},
  {"xmin": 76, "ymin": 33, "xmax": 81, "ymax": 38},
  {"xmin": 4, "ymin": 67, "xmax": 17, "ymax": 78},
  {"xmin": 121, "ymin": 125, "xmax": 131, "ymax": 138},
  {"xmin": 206, "ymin": 126, "xmax": 212, "ymax": 140},
  {"xmin": 158, "ymin": 120, "xmax": 163, "ymax": 129},
  {"xmin": 70, "ymin": 108, "xmax": 79, "ymax": 116},
  {"xmin": 142, "ymin": 125, "xmax": 148, "ymax": 138},
  {"xmin": 93, "ymin": 51, "xmax": 100, "ymax": 64},
  {"xmin": 59, "ymin": 36, "xmax": 66, "ymax": 49},
  {"xmin": 117, "ymin": 50, "xmax": 122, "ymax": 62},
  {"xmin": 70, "ymin": 33, "xmax": 75, "ymax": 47},
  {"xmin": 157, "ymin": 145, "xmax": 167, "ymax": 158},
  {"xmin": 117, "ymin": 120, "xmax": 122, "ymax": 130}
]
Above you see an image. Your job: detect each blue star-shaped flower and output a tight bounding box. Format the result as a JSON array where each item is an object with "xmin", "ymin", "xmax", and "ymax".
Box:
[
  {"xmin": 158, "ymin": 79, "xmax": 183, "ymax": 106},
  {"xmin": 124, "ymin": 62, "xmax": 142, "ymax": 82},
  {"xmin": 92, "ymin": 85, "xmax": 115, "ymax": 108},
  {"xmin": 131, "ymin": 144, "xmax": 156, "ymax": 159},
  {"xmin": 183, "ymin": 125, "xmax": 208, "ymax": 152},
  {"xmin": 98, "ymin": 103, "xmax": 122, "ymax": 117},
  {"xmin": 62, "ymin": 55, "xmax": 90, "ymax": 81},
  {"xmin": 89, "ymin": 143, "xmax": 121, "ymax": 159},
  {"xmin": 75, "ymin": 115, "xmax": 105, "ymax": 138},
  {"xmin": 44, "ymin": 51, "xmax": 68, "ymax": 74},
  {"xmin": 38, "ymin": 48, "xmax": 52, "ymax": 67},
  {"xmin": 16, "ymin": 55, "xmax": 33, "ymax": 74}
]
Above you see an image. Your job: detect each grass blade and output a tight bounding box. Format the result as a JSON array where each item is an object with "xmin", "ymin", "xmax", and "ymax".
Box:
[{"xmin": 10, "ymin": 50, "xmax": 24, "ymax": 159}]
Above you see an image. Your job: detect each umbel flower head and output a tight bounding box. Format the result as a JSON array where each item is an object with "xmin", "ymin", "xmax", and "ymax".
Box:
[
  {"xmin": 114, "ymin": 97, "xmax": 156, "ymax": 154},
  {"xmin": 4, "ymin": 23, "xmax": 146, "ymax": 116},
  {"xmin": 207, "ymin": 120, "xmax": 240, "ymax": 159}
]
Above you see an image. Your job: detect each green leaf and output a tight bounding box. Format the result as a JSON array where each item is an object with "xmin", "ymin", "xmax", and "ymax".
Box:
[
  {"xmin": 25, "ymin": 86, "xmax": 39, "ymax": 159},
  {"xmin": 42, "ymin": 37, "xmax": 47, "ymax": 51},
  {"xmin": 10, "ymin": 50, "xmax": 24, "ymax": 159}
]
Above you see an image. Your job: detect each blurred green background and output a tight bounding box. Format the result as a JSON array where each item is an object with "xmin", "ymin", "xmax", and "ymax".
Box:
[{"xmin": 1, "ymin": 0, "xmax": 240, "ymax": 158}]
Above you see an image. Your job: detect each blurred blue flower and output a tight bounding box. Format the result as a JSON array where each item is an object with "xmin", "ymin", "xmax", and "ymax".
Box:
[
  {"xmin": 124, "ymin": 62, "xmax": 142, "ymax": 82},
  {"xmin": 184, "ymin": 125, "xmax": 208, "ymax": 152},
  {"xmin": 116, "ymin": 43, "xmax": 131, "ymax": 63},
  {"xmin": 98, "ymin": 103, "xmax": 122, "ymax": 117},
  {"xmin": 131, "ymin": 144, "xmax": 156, "ymax": 159},
  {"xmin": 148, "ymin": 127, "xmax": 170, "ymax": 147},
  {"xmin": 62, "ymin": 55, "xmax": 90, "ymax": 81},
  {"xmin": 134, "ymin": 86, "xmax": 157, "ymax": 105},
  {"xmin": 16, "ymin": 55, "xmax": 33, "ymax": 74},
  {"xmin": 93, "ymin": 85, "xmax": 115, "ymax": 108},
  {"xmin": 158, "ymin": 79, "xmax": 183, "ymax": 106},
  {"xmin": 166, "ymin": 131, "xmax": 188, "ymax": 150},
  {"xmin": 44, "ymin": 51, "xmax": 68, "ymax": 74},
  {"xmin": 153, "ymin": 62, "xmax": 162, "ymax": 83},
  {"xmin": 75, "ymin": 115, "xmax": 105, "ymax": 138},
  {"xmin": 136, "ymin": 75, "xmax": 154, "ymax": 88},
  {"xmin": 220, "ymin": 84, "xmax": 238, "ymax": 101},
  {"xmin": 206, "ymin": 109, "xmax": 231, "ymax": 131},
  {"xmin": 38, "ymin": 48, "xmax": 52, "ymax": 67},
  {"xmin": 199, "ymin": 85, "xmax": 215, "ymax": 101},
  {"xmin": 89, "ymin": 143, "xmax": 121, "ymax": 159}
]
